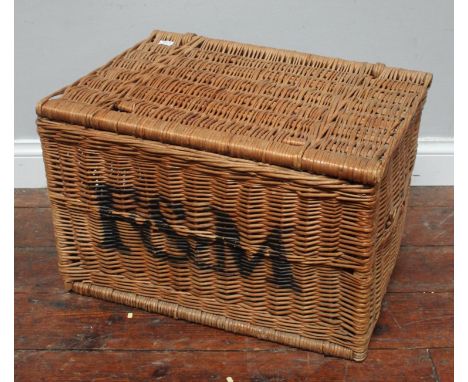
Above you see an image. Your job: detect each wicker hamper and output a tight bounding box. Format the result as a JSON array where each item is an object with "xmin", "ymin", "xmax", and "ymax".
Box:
[{"xmin": 37, "ymin": 30, "xmax": 432, "ymax": 361}]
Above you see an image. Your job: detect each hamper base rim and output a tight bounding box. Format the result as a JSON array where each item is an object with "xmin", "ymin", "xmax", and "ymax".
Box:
[{"xmin": 70, "ymin": 281, "xmax": 368, "ymax": 361}]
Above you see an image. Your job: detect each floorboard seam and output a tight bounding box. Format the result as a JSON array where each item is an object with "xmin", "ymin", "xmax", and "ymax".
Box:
[{"xmin": 428, "ymin": 348, "xmax": 442, "ymax": 382}]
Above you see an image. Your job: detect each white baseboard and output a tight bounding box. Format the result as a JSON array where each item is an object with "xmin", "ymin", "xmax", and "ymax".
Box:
[
  {"xmin": 14, "ymin": 138, "xmax": 454, "ymax": 188},
  {"xmin": 14, "ymin": 140, "xmax": 46, "ymax": 189},
  {"xmin": 411, "ymin": 138, "xmax": 454, "ymax": 186}
]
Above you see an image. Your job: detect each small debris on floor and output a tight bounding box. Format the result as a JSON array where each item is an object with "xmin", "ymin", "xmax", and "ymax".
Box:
[
  {"xmin": 127, "ymin": 312, "xmax": 133, "ymax": 318},
  {"xmin": 226, "ymin": 377, "xmax": 234, "ymax": 382}
]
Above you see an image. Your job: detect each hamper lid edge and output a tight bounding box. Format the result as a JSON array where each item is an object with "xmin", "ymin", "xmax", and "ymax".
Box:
[{"xmin": 36, "ymin": 29, "xmax": 433, "ymax": 186}]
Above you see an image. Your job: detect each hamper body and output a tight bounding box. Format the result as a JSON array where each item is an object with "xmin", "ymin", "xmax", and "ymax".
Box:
[{"xmin": 37, "ymin": 30, "xmax": 431, "ymax": 361}]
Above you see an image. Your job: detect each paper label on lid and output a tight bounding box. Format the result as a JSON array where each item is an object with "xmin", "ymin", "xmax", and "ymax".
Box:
[{"xmin": 158, "ymin": 40, "xmax": 174, "ymax": 46}]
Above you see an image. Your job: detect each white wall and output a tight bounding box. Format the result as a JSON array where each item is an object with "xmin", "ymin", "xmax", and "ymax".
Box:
[{"xmin": 15, "ymin": 0, "xmax": 453, "ymax": 186}]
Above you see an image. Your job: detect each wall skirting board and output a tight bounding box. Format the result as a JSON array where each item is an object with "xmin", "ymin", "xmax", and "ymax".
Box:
[
  {"xmin": 15, "ymin": 139, "xmax": 47, "ymax": 189},
  {"xmin": 411, "ymin": 138, "xmax": 454, "ymax": 186},
  {"xmin": 14, "ymin": 138, "xmax": 454, "ymax": 188}
]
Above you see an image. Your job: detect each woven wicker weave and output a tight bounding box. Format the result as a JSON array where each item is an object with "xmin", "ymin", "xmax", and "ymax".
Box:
[{"xmin": 37, "ymin": 30, "xmax": 431, "ymax": 361}]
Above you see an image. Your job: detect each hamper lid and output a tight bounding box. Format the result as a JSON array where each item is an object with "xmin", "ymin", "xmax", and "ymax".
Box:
[{"xmin": 37, "ymin": 30, "xmax": 432, "ymax": 185}]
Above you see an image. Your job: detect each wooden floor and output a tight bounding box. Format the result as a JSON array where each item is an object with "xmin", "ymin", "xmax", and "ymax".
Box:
[{"xmin": 14, "ymin": 187, "xmax": 453, "ymax": 382}]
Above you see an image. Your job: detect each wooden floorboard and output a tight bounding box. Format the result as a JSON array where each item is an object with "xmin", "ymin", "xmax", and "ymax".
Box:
[
  {"xmin": 14, "ymin": 189, "xmax": 50, "ymax": 208},
  {"xmin": 14, "ymin": 187, "xmax": 453, "ymax": 381},
  {"xmin": 14, "ymin": 207, "xmax": 55, "ymax": 248},
  {"xmin": 388, "ymin": 246, "xmax": 453, "ymax": 293},
  {"xmin": 14, "ymin": 349, "xmax": 437, "ymax": 382},
  {"xmin": 408, "ymin": 186, "xmax": 453, "ymax": 208},
  {"xmin": 401, "ymin": 207, "xmax": 454, "ymax": 247}
]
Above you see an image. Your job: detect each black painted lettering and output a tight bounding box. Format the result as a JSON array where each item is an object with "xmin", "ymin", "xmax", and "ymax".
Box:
[{"xmin": 94, "ymin": 183, "xmax": 300, "ymax": 292}]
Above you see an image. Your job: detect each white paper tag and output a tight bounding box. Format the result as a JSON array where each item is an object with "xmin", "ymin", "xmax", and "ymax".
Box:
[{"xmin": 158, "ymin": 40, "xmax": 174, "ymax": 46}]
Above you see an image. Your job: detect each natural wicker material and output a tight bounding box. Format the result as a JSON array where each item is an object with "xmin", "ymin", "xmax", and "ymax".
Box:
[{"xmin": 37, "ymin": 30, "xmax": 431, "ymax": 361}]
